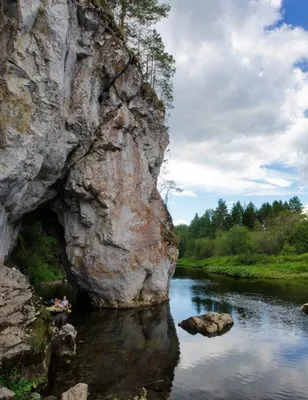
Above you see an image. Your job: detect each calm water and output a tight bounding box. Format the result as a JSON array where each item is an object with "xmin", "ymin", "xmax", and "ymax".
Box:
[{"xmin": 47, "ymin": 269, "xmax": 308, "ymax": 400}]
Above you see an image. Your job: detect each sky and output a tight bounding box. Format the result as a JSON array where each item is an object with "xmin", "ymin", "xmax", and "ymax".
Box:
[{"xmin": 157, "ymin": 0, "xmax": 308, "ymax": 225}]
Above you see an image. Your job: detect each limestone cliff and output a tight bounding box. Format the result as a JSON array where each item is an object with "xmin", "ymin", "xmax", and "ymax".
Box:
[{"xmin": 0, "ymin": 0, "xmax": 178, "ymax": 307}]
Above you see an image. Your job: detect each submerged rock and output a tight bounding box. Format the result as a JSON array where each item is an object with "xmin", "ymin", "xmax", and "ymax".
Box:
[
  {"xmin": 52, "ymin": 324, "xmax": 77, "ymax": 357},
  {"xmin": 0, "ymin": 0, "xmax": 177, "ymax": 308},
  {"xmin": 178, "ymin": 312, "xmax": 234, "ymax": 337},
  {"xmin": 61, "ymin": 384, "xmax": 88, "ymax": 400},
  {"xmin": 301, "ymin": 304, "xmax": 308, "ymax": 313}
]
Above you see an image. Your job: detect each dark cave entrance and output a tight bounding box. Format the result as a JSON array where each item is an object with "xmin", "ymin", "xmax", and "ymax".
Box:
[
  {"xmin": 8, "ymin": 206, "xmax": 70, "ymax": 287},
  {"xmin": 8, "ymin": 206, "xmax": 92, "ymax": 307}
]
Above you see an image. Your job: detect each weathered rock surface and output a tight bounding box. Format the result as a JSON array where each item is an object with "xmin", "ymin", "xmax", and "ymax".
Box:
[
  {"xmin": 61, "ymin": 384, "xmax": 88, "ymax": 400},
  {"xmin": 301, "ymin": 304, "xmax": 308, "ymax": 313},
  {"xmin": 178, "ymin": 312, "xmax": 234, "ymax": 337},
  {"xmin": 0, "ymin": 266, "xmax": 36, "ymax": 371},
  {"xmin": 52, "ymin": 323, "xmax": 77, "ymax": 357},
  {"xmin": 0, "ymin": 388, "xmax": 15, "ymax": 400},
  {"xmin": 0, "ymin": 0, "xmax": 178, "ymax": 307}
]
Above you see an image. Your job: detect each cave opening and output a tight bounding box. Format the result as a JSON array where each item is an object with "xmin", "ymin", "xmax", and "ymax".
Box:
[
  {"xmin": 8, "ymin": 206, "xmax": 70, "ymax": 286},
  {"xmin": 7, "ymin": 205, "xmax": 92, "ymax": 308}
]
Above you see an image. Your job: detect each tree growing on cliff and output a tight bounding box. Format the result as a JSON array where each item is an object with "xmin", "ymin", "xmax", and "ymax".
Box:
[
  {"xmin": 94, "ymin": 0, "xmax": 175, "ymax": 111},
  {"xmin": 141, "ymin": 29, "xmax": 176, "ymax": 110}
]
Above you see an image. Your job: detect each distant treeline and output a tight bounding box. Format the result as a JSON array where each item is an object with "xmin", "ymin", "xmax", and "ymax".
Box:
[{"xmin": 176, "ymin": 197, "xmax": 308, "ymax": 261}]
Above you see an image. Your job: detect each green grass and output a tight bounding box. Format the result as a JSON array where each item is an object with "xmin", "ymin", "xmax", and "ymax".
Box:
[{"xmin": 177, "ymin": 253, "xmax": 308, "ymax": 280}]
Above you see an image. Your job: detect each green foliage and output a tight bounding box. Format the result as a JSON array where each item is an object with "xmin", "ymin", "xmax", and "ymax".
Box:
[
  {"xmin": 175, "ymin": 197, "xmax": 306, "ymax": 265},
  {"xmin": 15, "ymin": 221, "xmax": 64, "ymax": 285},
  {"xmin": 194, "ymin": 238, "xmax": 215, "ymax": 259},
  {"xmin": 0, "ymin": 368, "xmax": 39, "ymax": 400},
  {"xmin": 93, "ymin": 0, "xmax": 175, "ymax": 112},
  {"xmin": 178, "ymin": 254, "xmax": 308, "ymax": 280},
  {"xmin": 28, "ymin": 307, "xmax": 53, "ymax": 353},
  {"xmin": 291, "ymin": 219, "xmax": 308, "ymax": 254}
]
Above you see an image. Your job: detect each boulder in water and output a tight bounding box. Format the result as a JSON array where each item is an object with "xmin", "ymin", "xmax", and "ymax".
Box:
[
  {"xmin": 61, "ymin": 384, "xmax": 88, "ymax": 400},
  {"xmin": 178, "ymin": 312, "xmax": 234, "ymax": 337},
  {"xmin": 52, "ymin": 324, "xmax": 77, "ymax": 357},
  {"xmin": 301, "ymin": 304, "xmax": 308, "ymax": 314}
]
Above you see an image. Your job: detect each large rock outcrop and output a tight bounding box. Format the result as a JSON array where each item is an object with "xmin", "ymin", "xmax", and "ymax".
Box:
[
  {"xmin": 0, "ymin": 0, "xmax": 178, "ymax": 307},
  {"xmin": 0, "ymin": 265, "xmax": 52, "ymax": 381},
  {"xmin": 0, "ymin": 266, "xmax": 37, "ymax": 371}
]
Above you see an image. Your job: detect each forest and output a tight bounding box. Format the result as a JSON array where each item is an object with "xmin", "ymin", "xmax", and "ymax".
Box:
[{"xmin": 176, "ymin": 197, "xmax": 308, "ymax": 265}]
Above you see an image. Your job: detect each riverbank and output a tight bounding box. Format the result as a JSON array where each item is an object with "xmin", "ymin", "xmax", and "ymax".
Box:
[{"xmin": 177, "ymin": 253, "xmax": 308, "ymax": 279}]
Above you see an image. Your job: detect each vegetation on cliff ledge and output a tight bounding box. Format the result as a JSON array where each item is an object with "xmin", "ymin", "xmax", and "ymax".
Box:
[{"xmin": 90, "ymin": 0, "xmax": 176, "ymax": 111}]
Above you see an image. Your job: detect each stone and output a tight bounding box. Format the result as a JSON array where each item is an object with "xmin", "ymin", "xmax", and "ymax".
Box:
[
  {"xmin": 0, "ymin": 0, "xmax": 178, "ymax": 308},
  {"xmin": 61, "ymin": 384, "xmax": 88, "ymax": 400},
  {"xmin": 52, "ymin": 324, "xmax": 77, "ymax": 357},
  {"xmin": 178, "ymin": 312, "xmax": 234, "ymax": 337},
  {"xmin": 301, "ymin": 304, "xmax": 308, "ymax": 313},
  {"xmin": 0, "ymin": 388, "xmax": 15, "ymax": 400},
  {"xmin": 0, "ymin": 266, "xmax": 35, "ymax": 371}
]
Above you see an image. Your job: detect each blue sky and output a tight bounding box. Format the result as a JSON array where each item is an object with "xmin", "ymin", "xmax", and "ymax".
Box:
[{"xmin": 159, "ymin": 0, "xmax": 308, "ymax": 225}]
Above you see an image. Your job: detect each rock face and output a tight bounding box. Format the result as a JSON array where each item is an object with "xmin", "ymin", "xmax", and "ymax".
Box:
[
  {"xmin": 0, "ymin": 388, "xmax": 15, "ymax": 400},
  {"xmin": 0, "ymin": 266, "xmax": 37, "ymax": 371},
  {"xmin": 62, "ymin": 384, "xmax": 88, "ymax": 400},
  {"xmin": 178, "ymin": 312, "xmax": 234, "ymax": 337},
  {"xmin": 0, "ymin": 0, "xmax": 178, "ymax": 307},
  {"xmin": 52, "ymin": 323, "xmax": 77, "ymax": 357}
]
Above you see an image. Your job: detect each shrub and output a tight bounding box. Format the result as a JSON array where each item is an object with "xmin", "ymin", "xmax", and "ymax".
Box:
[
  {"xmin": 195, "ymin": 238, "xmax": 215, "ymax": 259},
  {"xmin": 15, "ymin": 221, "xmax": 64, "ymax": 284},
  {"xmin": 0, "ymin": 368, "xmax": 38, "ymax": 400},
  {"xmin": 28, "ymin": 307, "xmax": 53, "ymax": 353},
  {"xmin": 291, "ymin": 220, "xmax": 308, "ymax": 254}
]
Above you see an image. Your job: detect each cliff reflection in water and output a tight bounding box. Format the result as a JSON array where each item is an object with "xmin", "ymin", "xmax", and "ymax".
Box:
[{"xmin": 49, "ymin": 304, "xmax": 180, "ymax": 400}]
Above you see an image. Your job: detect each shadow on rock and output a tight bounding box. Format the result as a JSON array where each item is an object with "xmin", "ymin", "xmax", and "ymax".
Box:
[
  {"xmin": 48, "ymin": 303, "xmax": 180, "ymax": 400},
  {"xmin": 178, "ymin": 312, "xmax": 234, "ymax": 337}
]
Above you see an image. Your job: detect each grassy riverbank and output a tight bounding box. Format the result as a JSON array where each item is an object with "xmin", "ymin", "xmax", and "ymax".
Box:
[{"xmin": 177, "ymin": 253, "xmax": 308, "ymax": 279}]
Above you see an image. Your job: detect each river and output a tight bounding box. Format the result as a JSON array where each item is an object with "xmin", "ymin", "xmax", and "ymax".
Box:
[{"xmin": 46, "ymin": 268, "xmax": 308, "ymax": 400}]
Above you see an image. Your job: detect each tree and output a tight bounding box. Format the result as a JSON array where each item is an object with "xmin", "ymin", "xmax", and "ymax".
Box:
[
  {"xmin": 242, "ymin": 202, "xmax": 257, "ymax": 230},
  {"xmin": 98, "ymin": 0, "xmax": 175, "ymax": 111},
  {"xmin": 199, "ymin": 210, "xmax": 215, "ymax": 238},
  {"xmin": 159, "ymin": 176, "xmax": 182, "ymax": 208},
  {"xmin": 231, "ymin": 201, "xmax": 244, "ymax": 226},
  {"xmin": 258, "ymin": 202, "xmax": 272, "ymax": 226},
  {"xmin": 291, "ymin": 219, "xmax": 308, "ymax": 253},
  {"xmin": 213, "ymin": 199, "xmax": 229, "ymax": 231},
  {"xmin": 141, "ymin": 29, "xmax": 176, "ymax": 110},
  {"xmin": 189, "ymin": 214, "xmax": 201, "ymax": 239},
  {"xmin": 288, "ymin": 196, "xmax": 303, "ymax": 213}
]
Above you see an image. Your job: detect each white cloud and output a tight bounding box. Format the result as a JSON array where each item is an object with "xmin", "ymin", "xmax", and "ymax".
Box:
[
  {"xmin": 158, "ymin": 0, "xmax": 308, "ymax": 196},
  {"xmin": 172, "ymin": 190, "xmax": 197, "ymax": 198}
]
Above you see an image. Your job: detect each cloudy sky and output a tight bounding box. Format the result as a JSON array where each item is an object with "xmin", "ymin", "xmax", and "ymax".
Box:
[{"xmin": 157, "ymin": 0, "xmax": 308, "ymax": 225}]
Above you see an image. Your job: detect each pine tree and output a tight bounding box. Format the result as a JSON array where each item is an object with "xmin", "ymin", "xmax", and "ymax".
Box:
[
  {"xmin": 288, "ymin": 196, "xmax": 303, "ymax": 213},
  {"xmin": 231, "ymin": 201, "xmax": 244, "ymax": 226}
]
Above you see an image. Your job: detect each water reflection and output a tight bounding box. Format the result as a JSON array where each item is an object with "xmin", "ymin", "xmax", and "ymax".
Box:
[
  {"xmin": 48, "ymin": 304, "xmax": 180, "ymax": 400},
  {"xmin": 170, "ymin": 269, "xmax": 308, "ymax": 400}
]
